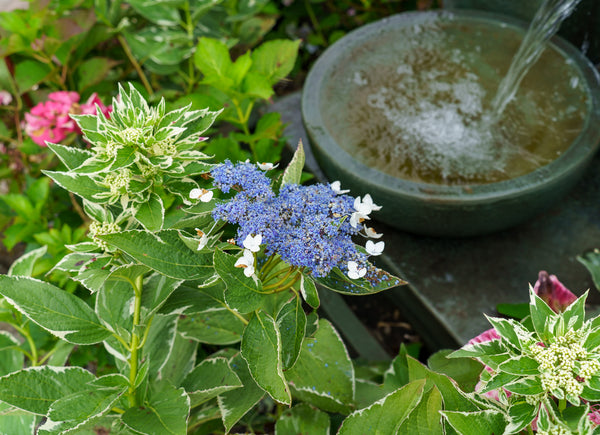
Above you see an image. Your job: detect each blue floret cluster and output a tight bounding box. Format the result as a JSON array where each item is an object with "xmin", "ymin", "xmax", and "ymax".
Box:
[{"xmin": 211, "ymin": 161, "xmax": 368, "ymax": 277}]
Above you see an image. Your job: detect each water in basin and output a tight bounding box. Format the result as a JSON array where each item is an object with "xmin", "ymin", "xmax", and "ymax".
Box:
[{"xmin": 321, "ymin": 1, "xmax": 588, "ymax": 185}]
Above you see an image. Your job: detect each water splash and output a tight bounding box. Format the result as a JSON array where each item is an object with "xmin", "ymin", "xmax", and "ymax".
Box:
[
  {"xmin": 321, "ymin": 13, "xmax": 588, "ymax": 185},
  {"xmin": 491, "ymin": 0, "xmax": 583, "ymax": 117}
]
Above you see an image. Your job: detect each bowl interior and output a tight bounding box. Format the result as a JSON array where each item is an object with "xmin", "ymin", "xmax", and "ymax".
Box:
[{"xmin": 302, "ymin": 10, "xmax": 600, "ymax": 204}]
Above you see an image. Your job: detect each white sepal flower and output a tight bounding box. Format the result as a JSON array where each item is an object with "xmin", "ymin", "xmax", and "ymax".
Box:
[
  {"xmin": 350, "ymin": 212, "xmax": 370, "ymax": 229},
  {"xmin": 330, "ymin": 180, "xmax": 350, "ymax": 194},
  {"xmin": 257, "ymin": 162, "xmax": 278, "ymax": 171},
  {"xmin": 189, "ymin": 188, "xmax": 213, "ymax": 202},
  {"xmin": 195, "ymin": 228, "xmax": 208, "ymax": 251},
  {"xmin": 347, "ymin": 261, "xmax": 366, "ymax": 280},
  {"xmin": 354, "ymin": 194, "xmax": 382, "ymax": 215},
  {"xmin": 235, "ymin": 249, "xmax": 255, "ymax": 277},
  {"xmin": 364, "ymin": 226, "xmax": 383, "ymax": 239},
  {"xmin": 366, "ymin": 240, "xmax": 385, "ymax": 256},
  {"xmin": 243, "ymin": 234, "xmax": 262, "ymax": 253}
]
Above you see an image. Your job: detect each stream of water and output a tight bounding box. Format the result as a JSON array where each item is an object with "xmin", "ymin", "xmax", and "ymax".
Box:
[{"xmin": 491, "ymin": 0, "xmax": 583, "ymax": 117}]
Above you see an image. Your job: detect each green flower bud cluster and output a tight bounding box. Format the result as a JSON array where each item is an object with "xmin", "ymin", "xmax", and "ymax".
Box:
[
  {"xmin": 88, "ymin": 221, "xmax": 121, "ymax": 250},
  {"xmin": 69, "ymin": 83, "xmax": 220, "ymax": 208},
  {"xmin": 527, "ymin": 329, "xmax": 600, "ymax": 400},
  {"xmin": 536, "ymin": 424, "xmax": 574, "ymax": 435},
  {"xmin": 450, "ymin": 290, "xmax": 600, "ymax": 432},
  {"xmin": 44, "ymin": 83, "xmax": 222, "ymax": 236}
]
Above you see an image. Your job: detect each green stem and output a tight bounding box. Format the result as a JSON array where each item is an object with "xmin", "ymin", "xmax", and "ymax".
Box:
[
  {"xmin": 263, "ymin": 267, "xmax": 296, "ymax": 291},
  {"xmin": 273, "ymin": 273, "xmax": 302, "ymax": 294},
  {"xmin": 232, "ymin": 98, "xmax": 251, "ymax": 135},
  {"xmin": 137, "ymin": 316, "xmax": 154, "ymax": 350},
  {"xmin": 13, "ymin": 324, "xmax": 38, "ymax": 366},
  {"xmin": 10, "ymin": 346, "xmax": 34, "ymax": 361},
  {"xmin": 558, "ymin": 398, "xmax": 567, "ymax": 412},
  {"xmin": 117, "ymin": 35, "xmax": 154, "ymax": 97},
  {"xmin": 263, "ymin": 263, "xmax": 305, "ymax": 286},
  {"xmin": 262, "ymin": 265, "xmax": 295, "ymax": 285},
  {"xmin": 222, "ymin": 304, "xmax": 248, "ymax": 325},
  {"xmin": 304, "ymin": 0, "xmax": 327, "ymax": 46},
  {"xmin": 183, "ymin": 1, "xmax": 196, "ymax": 94},
  {"xmin": 527, "ymin": 425, "xmax": 534, "ymax": 435},
  {"xmin": 127, "ymin": 274, "xmax": 144, "ymax": 407},
  {"xmin": 259, "ymin": 255, "xmax": 279, "ymax": 279},
  {"xmin": 111, "ymin": 332, "xmax": 131, "ymax": 351},
  {"xmin": 37, "ymin": 345, "xmax": 60, "ymax": 365}
]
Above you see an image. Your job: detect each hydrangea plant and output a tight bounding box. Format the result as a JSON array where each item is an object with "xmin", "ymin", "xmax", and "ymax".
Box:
[
  {"xmin": 449, "ymin": 286, "xmax": 600, "ymax": 434},
  {"xmin": 0, "ymin": 84, "xmax": 404, "ymax": 434},
  {"xmin": 335, "ymin": 273, "xmax": 600, "ymax": 435}
]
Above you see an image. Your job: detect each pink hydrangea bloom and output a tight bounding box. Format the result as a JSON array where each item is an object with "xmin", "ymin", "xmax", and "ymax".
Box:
[
  {"xmin": 0, "ymin": 90, "xmax": 12, "ymax": 105},
  {"xmin": 468, "ymin": 328, "xmax": 500, "ymax": 346},
  {"xmin": 469, "ymin": 271, "xmax": 577, "ymax": 347},
  {"xmin": 80, "ymin": 93, "xmax": 112, "ymax": 117},
  {"xmin": 533, "ymin": 270, "xmax": 577, "ymax": 313},
  {"xmin": 589, "ymin": 405, "xmax": 600, "ymax": 427},
  {"xmin": 25, "ymin": 91, "xmax": 111, "ymax": 146}
]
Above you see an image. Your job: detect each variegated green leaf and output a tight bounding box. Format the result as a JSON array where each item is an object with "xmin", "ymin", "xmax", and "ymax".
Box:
[
  {"xmin": 182, "ymin": 357, "xmax": 242, "ymax": 407},
  {"xmin": 159, "ymin": 332, "xmax": 198, "ymax": 387},
  {"xmin": 280, "ymin": 140, "xmax": 305, "ymax": 187},
  {"xmin": 122, "ymin": 380, "xmax": 190, "ymax": 435},
  {"xmin": 218, "ymin": 354, "xmax": 265, "ymax": 433},
  {"xmin": 134, "ymin": 192, "xmax": 164, "ymax": 231},
  {"xmin": 214, "ymin": 248, "xmax": 267, "ymax": 313},
  {"xmin": 178, "ymin": 310, "xmax": 244, "ymax": 345},
  {"xmin": 8, "ymin": 245, "xmax": 47, "ymax": 277},
  {"xmin": 442, "ymin": 410, "xmax": 507, "ymax": 435},
  {"xmin": 286, "ymin": 319, "xmax": 354, "ymax": 414},
  {"xmin": 338, "ymin": 380, "xmax": 426, "ymax": 434},
  {"xmin": 0, "ymin": 332, "xmax": 23, "ymax": 377},
  {"xmin": 299, "ymin": 273, "xmax": 319, "ymax": 309},
  {"xmin": 396, "ymin": 386, "xmax": 444, "ymax": 435},
  {"xmin": 42, "ymin": 171, "xmax": 109, "ymax": 203},
  {"xmin": 41, "ymin": 385, "xmax": 127, "ymax": 434},
  {"xmin": 0, "ymin": 275, "xmax": 110, "ymax": 344},
  {"xmin": 241, "ymin": 311, "xmax": 291, "ymax": 404},
  {"xmin": 0, "ymin": 401, "xmax": 37, "ymax": 435},
  {"xmin": 99, "ymin": 230, "xmax": 214, "ymax": 281},
  {"xmin": 275, "ymin": 403, "xmax": 330, "ymax": 435},
  {"xmin": 46, "ymin": 143, "xmax": 94, "ymax": 170},
  {"xmin": 316, "ymin": 266, "xmax": 405, "ymax": 296},
  {"xmin": 142, "ymin": 314, "xmax": 178, "ymax": 379},
  {"xmin": 0, "ymin": 366, "xmax": 95, "ymax": 415},
  {"xmin": 276, "ymin": 296, "xmax": 306, "ymax": 370}
]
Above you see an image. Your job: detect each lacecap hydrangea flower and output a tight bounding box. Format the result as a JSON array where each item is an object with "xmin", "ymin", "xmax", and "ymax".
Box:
[{"xmin": 209, "ymin": 160, "xmax": 384, "ymax": 279}]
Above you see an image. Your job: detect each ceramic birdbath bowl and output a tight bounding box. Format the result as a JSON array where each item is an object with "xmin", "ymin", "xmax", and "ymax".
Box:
[{"xmin": 302, "ymin": 10, "xmax": 600, "ymax": 236}]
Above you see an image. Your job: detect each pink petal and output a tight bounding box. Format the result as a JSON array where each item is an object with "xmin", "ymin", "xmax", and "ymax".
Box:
[
  {"xmin": 533, "ymin": 271, "xmax": 577, "ymax": 313},
  {"xmin": 589, "ymin": 405, "xmax": 600, "ymax": 426},
  {"xmin": 467, "ymin": 328, "xmax": 500, "ymax": 345},
  {"xmin": 48, "ymin": 91, "xmax": 80, "ymax": 105}
]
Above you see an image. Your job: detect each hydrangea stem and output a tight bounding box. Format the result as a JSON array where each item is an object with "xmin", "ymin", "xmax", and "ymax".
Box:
[
  {"xmin": 117, "ymin": 35, "xmax": 154, "ymax": 97},
  {"xmin": 182, "ymin": 1, "xmax": 196, "ymax": 95},
  {"xmin": 12, "ymin": 323, "xmax": 38, "ymax": 366},
  {"xmin": 262, "ymin": 267, "xmax": 302, "ymax": 293},
  {"xmin": 127, "ymin": 274, "xmax": 144, "ymax": 407},
  {"xmin": 259, "ymin": 255, "xmax": 280, "ymax": 280}
]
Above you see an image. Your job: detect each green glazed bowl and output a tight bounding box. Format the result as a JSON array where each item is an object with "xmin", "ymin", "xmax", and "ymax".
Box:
[{"xmin": 302, "ymin": 10, "xmax": 600, "ymax": 237}]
